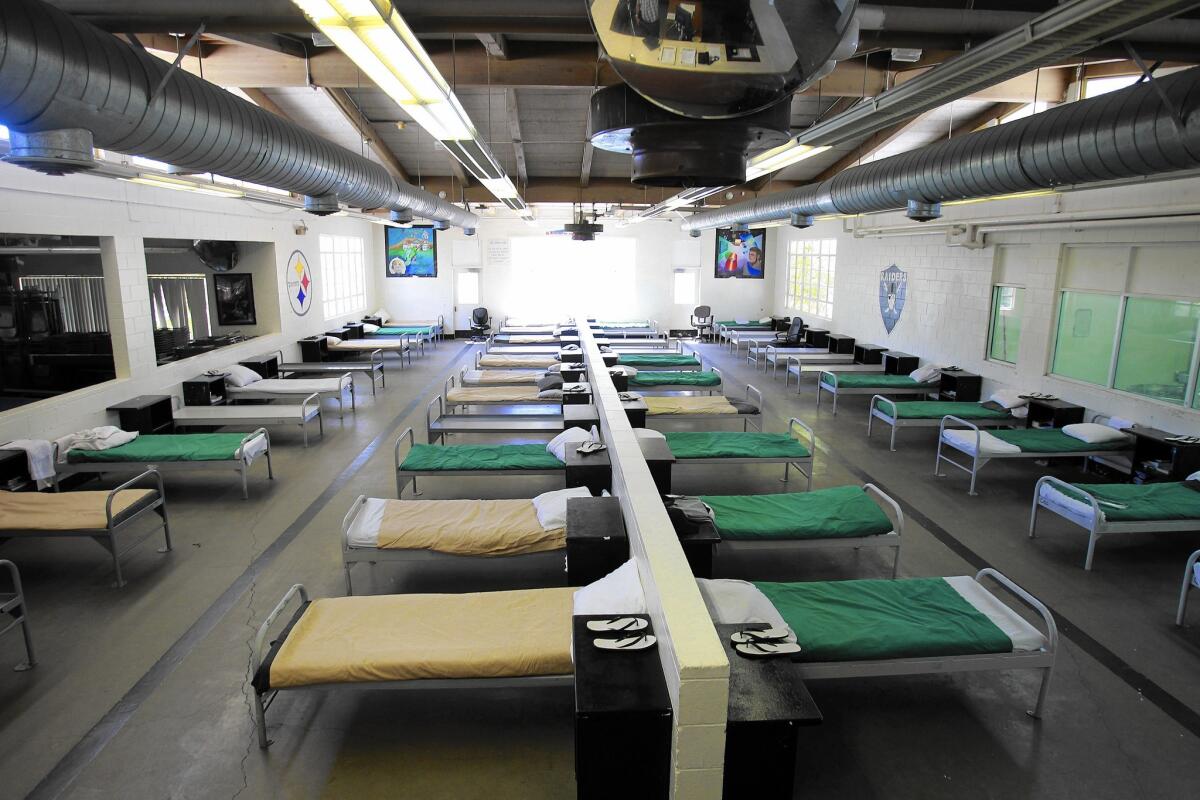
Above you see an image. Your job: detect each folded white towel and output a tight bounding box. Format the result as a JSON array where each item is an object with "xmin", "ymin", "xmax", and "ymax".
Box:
[
  {"xmin": 54, "ymin": 426, "xmax": 139, "ymax": 462},
  {"xmin": 3, "ymin": 438, "xmax": 56, "ymax": 488}
]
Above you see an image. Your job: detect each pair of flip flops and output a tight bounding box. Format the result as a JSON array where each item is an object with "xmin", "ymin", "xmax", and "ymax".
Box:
[
  {"xmin": 576, "ymin": 440, "xmax": 607, "ymax": 454},
  {"xmin": 731, "ymin": 627, "xmax": 801, "ymax": 659},
  {"xmin": 586, "ymin": 617, "xmax": 656, "ymax": 651},
  {"xmin": 618, "ymin": 392, "xmax": 642, "ymax": 402},
  {"xmin": 1019, "ymin": 392, "xmax": 1059, "ymax": 401},
  {"xmin": 1166, "ymin": 435, "xmax": 1200, "ymax": 444}
]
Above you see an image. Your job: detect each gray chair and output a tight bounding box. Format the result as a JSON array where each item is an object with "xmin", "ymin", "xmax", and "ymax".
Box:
[{"xmin": 690, "ymin": 305, "xmax": 714, "ymax": 341}]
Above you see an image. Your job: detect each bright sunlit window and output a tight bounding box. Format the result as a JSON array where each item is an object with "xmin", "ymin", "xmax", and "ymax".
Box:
[
  {"xmin": 786, "ymin": 239, "xmax": 836, "ymax": 319},
  {"xmin": 673, "ymin": 270, "xmax": 698, "ymax": 306},
  {"xmin": 1083, "ymin": 74, "xmax": 1142, "ymax": 98},
  {"xmin": 1000, "ymin": 101, "xmax": 1050, "ymax": 124},
  {"xmin": 457, "ymin": 270, "xmax": 480, "ymax": 305},
  {"xmin": 508, "ymin": 237, "xmax": 636, "ymax": 319},
  {"xmin": 320, "ymin": 234, "xmax": 367, "ymax": 320}
]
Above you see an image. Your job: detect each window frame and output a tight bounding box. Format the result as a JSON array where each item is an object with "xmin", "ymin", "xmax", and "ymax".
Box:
[
  {"xmin": 319, "ymin": 234, "xmax": 367, "ymax": 321},
  {"xmin": 673, "ymin": 268, "xmax": 699, "ymax": 306},
  {"xmin": 985, "ymin": 283, "xmax": 1024, "ymax": 367},
  {"xmin": 785, "ymin": 238, "xmax": 836, "ymax": 320}
]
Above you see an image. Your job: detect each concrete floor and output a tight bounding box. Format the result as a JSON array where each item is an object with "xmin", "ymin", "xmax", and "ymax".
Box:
[{"xmin": 1, "ymin": 338, "xmax": 1199, "ymax": 799}]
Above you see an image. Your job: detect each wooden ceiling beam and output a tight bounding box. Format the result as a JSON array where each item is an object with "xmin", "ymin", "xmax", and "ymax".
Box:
[
  {"xmin": 580, "ymin": 143, "xmax": 594, "ymax": 188},
  {"xmin": 238, "ymin": 87, "xmax": 291, "ymax": 121},
  {"xmin": 476, "ymin": 33, "xmax": 511, "ymax": 60},
  {"xmin": 322, "ymin": 87, "xmax": 412, "ymax": 184},
  {"xmin": 813, "ymin": 109, "xmax": 939, "ymax": 182},
  {"xmin": 505, "ymin": 89, "xmax": 529, "ymax": 187}
]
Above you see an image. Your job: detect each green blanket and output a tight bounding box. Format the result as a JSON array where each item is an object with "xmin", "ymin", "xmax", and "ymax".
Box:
[
  {"xmin": 755, "ymin": 578, "xmax": 1013, "ymax": 662},
  {"xmin": 665, "ymin": 431, "xmax": 810, "ymax": 460},
  {"xmin": 617, "ymin": 354, "xmax": 701, "ymax": 367},
  {"xmin": 991, "ymin": 428, "xmax": 1130, "ymax": 454},
  {"xmin": 1053, "ymin": 481, "xmax": 1200, "ymax": 522},
  {"xmin": 630, "ymin": 370, "xmax": 721, "ymax": 387},
  {"xmin": 68, "ymin": 434, "xmax": 255, "ymax": 462},
  {"xmin": 399, "ymin": 444, "xmax": 563, "ymax": 471},
  {"xmin": 717, "ymin": 320, "xmax": 771, "ymax": 328},
  {"xmin": 700, "ymin": 486, "xmax": 893, "ymax": 540},
  {"xmin": 874, "ymin": 399, "xmax": 1011, "ymax": 420},
  {"xmin": 375, "ymin": 326, "xmax": 433, "ymax": 336},
  {"xmin": 822, "ymin": 372, "xmax": 936, "ymax": 389}
]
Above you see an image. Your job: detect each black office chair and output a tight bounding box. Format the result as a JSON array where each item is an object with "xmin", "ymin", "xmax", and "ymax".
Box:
[
  {"xmin": 774, "ymin": 316, "xmax": 806, "ymax": 346},
  {"xmin": 470, "ymin": 307, "xmax": 491, "ymax": 341},
  {"xmin": 690, "ymin": 305, "xmax": 714, "ymax": 341}
]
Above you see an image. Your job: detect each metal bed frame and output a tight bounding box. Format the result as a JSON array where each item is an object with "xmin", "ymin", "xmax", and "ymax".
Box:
[
  {"xmin": 4, "ymin": 469, "xmax": 171, "ymax": 586},
  {"xmin": 726, "ymin": 328, "xmax": 779, "ymax": 355},
  {"xmin": 716, "ymin": 322, "xmax": 772, "ymax": 348},
  {"xmin": 331, "ymin": 337, "xmax": 415, "ymax": 366},
  {"xmin": 816, "ymin": 370, "xmax": 934, "ymax": 414},
  {"xmin": 279, "ymin": 354, "xmax": 385, "ymax": 395},
  {"xmin": 54, "ymin": 429, "xmax": 274, "ymax": 500},
  {"xmin": 394, "ymin": 427, "xmax": 565, "ymax": 497},
  {"xmin": 424, "ymin": 396, "xmax": 568, "ymax": 444},
  {"xmin": 0, "ymin": 560, "xmax": 35, "ymax": 671},
  {"xmin": 935, "ymin": 414, "xmax": 1131, "ymax": 496},
  {"xmin": 475, "ymin": 350, "xmax": 560, "ymax": 370},
  {"xmin": 1176, "ymin": 549, "xmax": 1200, "ymax": 626},
  {"xmin": 172, "ymin": 392, "xmax": 324, "ymax": 447},
  {"xmin": 250, "ymin": 583, "xmax": 572, "ymax": 748},
  {"xmin": 791, "ymin": 568, "xmax": 1058, "ymax": 719},
  {"xmin": 629, "ymin": 365, "xmax": 723, "ymax": 396},
  {"xmin": 459, "ymin": 364, "xmax": 544, "ymax": 386},
  {"xmin": 868, "ymin": 395, "xmax": 1017, "ymax": 452},
  {"xmin": 781, "ymin": 354, "xmax": 859, "ymax": 389},
  {"xmin": 746, "ymin": 342, "xmax": 825, "ymax": 374},
  {"xmin": 668, "ymin": 416, "xmax": 817, "ymax": 491},
  {"xmin": 1029, "ymin": 475, "xmax": 1200, "ymax": 571},
  {"xmin": 339, "ymin": 495, "xmax": 566, "ymax": 594},
  {"xmin": 228, "ymin": 373, "xmax": 355, "ymax": 418},
  {"xmin": 614, "ymin": 341, "xmax": 702, "ymax": 372},
  {"xmin": 443, "ymin": 375, "xmax": 584, "ymax": 412},
  {"xmin": 643, "ymin": 384, "xmax": 764, "ymax": 432},
  {"xmin": 372, "ymin": 314, "xmax": 445, "ymax": 344}
]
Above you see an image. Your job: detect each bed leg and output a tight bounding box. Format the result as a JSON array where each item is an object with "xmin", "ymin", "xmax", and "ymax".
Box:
[
  {"xmin": 16, "ymin": 612, "xmax": 35, "ymax": 671},
  {"xmin": 109, "ymin": 532, "xmax": 126, "ymax": 589},
  {"xmin": 1084, "ymin": 532, "xmax": 1099, "ymax": 571},
  {"xmin": 242, "ymin": 467, "xmax": 250, "ymax": 501},
  {"xmin": 1028, "ymin": 503, "xmax": 1039, "ymax": 539},
  {"xmin": 889, "ymin": 425, "xmax": 898, "ymax": 452},
  {"xmin": 266, "ymin": 449, "xmax": 275, "ymax": 480},
  {"xmin": 1176, "ymin": 572, "xmax": 1194, "ymax": 628},
  {"xmin": 1028, "ymin": 667, "xmax": 1053, "ymax": 719},
  {"xmin": 318, "ymin": 412, "xmax": 325, "ymax": 440},
  {"xmin": 302, "ymin": 423, "xmax": 308, "ymax": 448},
  {"xmin": 158, "ymin": 505, "xmax": 173, "ymax": 553},
  {"xmin": 254, "ymin": 690, "xmax": 270, "ymax": 749},
  {"xmin": 968, "ymin": 459, "xmax": 979, "ymax": 497},
  {"xmin": 345, "ymin": 563, "xmax": 355, "ymax": 596},
  {"xmin": 832, "ymin": 392, "xmax": 838, "ymax": 416},
  {"xmin": 780, "ymin": 462, "xmax": 789, "ymax": 483},
  {"xmin": 891, "ymin": 545, "xmax": 900, "ymax": 578}
]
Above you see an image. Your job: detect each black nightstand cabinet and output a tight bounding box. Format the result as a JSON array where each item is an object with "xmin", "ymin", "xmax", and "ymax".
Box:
[
  {"xmin": 671, "ymin": 518, "xmax": 718, "ymax": 579},
  {"xmin": 560, "ymin": 365, "xmax": 586, "ymax": 383},
  {"xmin": 240, "ymin": 353, "xmax": 280, "ymax": 379},
  {"xmin": 638, "ymin": 437, "xmax": 675, "ymax": 495},
  {"xmin": 854, "ymin": 344, "xmax": 887, "ymax": 365},
  {"xmin": 361, "ymin": 316, "xmax": 383, "ymax": 326},
  {"xmin": 0, "ymin": 449, "xmax": 32, "ymax": 491},
  {"xmin": 342, "ymin": 322, "xmax": 365, "ymax": 339},
  {"xmin": 183, "ymin": 375, "xmax": 227, "ymax": 406},
  {"xmin": 601, "ymin": 353, "xmax": 619, "ymax": 368},
  {"xmin": 1026, "ymin": 399, "xmax": 1084, "ymax": 429},
  {"xmin": 107, "ymin": 395, "xmax": 174, "ymax": 435},
  {"xmin": 562, "ymin": 382, "xmax": 593, "ymax": 405},
  {"xmin": 564, "ymin": 448, "xmax": 611, "ymax": 494},
  {"xmin": 938, "ymin": 370, "xmax": 982, "ymax": 402},
  {"xmin": 297, "ymin": 336, "xmax": 328, "ymax": 363},
  {"xmin": 826, "ymin": 333, "xmax": 855, "ymax": 355},
  {"xmin": 882, "ymin": 351, "xmax": 918, "ymax": 375},
  {"xmin": 562, "ymin": 404, "xmax": 600, "ymax": 432},
  {"xmin": 559, "ymin": 347, "xmax": 585, "ymax": 364},
  {"xmin": 805, "ymin": 328, "xmax": 829, "ymax": 349},
  {"xmin": 608, "ymin": 371, "xmax": 629, "ymax": 392},
  {"xmin": 1130, "ymin": 427, "xmax": 1200, "ymax": 483},
  {"xmin": 621, "ymin": 396, "xmax": 648, "ymax": 428},
  {"xmin": 565, "ymin": 497, "xmax": 629, "ymax": 585},
  {"xmin": 573, "ymin": 615, "xmax": 672, "ymax": 800}
]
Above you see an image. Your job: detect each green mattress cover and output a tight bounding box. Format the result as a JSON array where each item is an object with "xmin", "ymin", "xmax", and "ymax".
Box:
[
  {"xmin": 68, "ymin": 434, "xmax": 254, "ymax": 462},
  {"xmin": 617, "ymin": 354, "xmax": 701, "ymax": 367},
  {"xmin": 717, "ymin": 320, "xmax": 771, "ymax": 328},
  {"xmin": 399, "ymin": 443, "xmax": 563, "ymax": 471},
  {"xmin": 375, "ymin": 326, "xmax": 432, "ymax": 335},
  {"xmin": 700, "ymin": 486, "xmax": 893, "ymax": 540},
  {"xmin": 755, "ymin": 577, "xmax": 1013, "ymax": 662},
  {"xmin": 664, "ymin": 431, "xmax": 811, "ymax": 460},
  {"xmin": 991, "ymin": 428, "xmax": 1130, "ymax": 453},
  {"xmin": 874, "ymin": 399, "xmax": 1011, "ymax": 420},
  {"xmin": 630, "ymin": 370, "xmax": 721, "ymax": 387},
  {"xmin": 822, "ymin": 372, "xmax": 936, "ymax": 389},
  {"xmin": 1055, "ymin": 481, "xmax": 1200, "ymax": 522}
]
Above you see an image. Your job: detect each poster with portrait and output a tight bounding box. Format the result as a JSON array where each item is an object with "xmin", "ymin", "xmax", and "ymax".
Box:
[
  {"xmin": 385, "ymin": 225, "xmax": 437, "ymax": 277},
  {"xmin": 213, "ymin": 274, "xmax": 256, "ymax": 325},
  {"xmin": 714, "ymin": 227, "xmax": 766, "ymax": 279}
]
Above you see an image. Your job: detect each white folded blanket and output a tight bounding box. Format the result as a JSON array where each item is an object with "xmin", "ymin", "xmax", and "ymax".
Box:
[
  {"xmin": 3, "ymin": 438, "xmax": 56, "ymax": 488},
  {"xmin": 942, "ymin": 428, "xmax": 1021, "ymax": 455},
  {"xmin": 697, "ymin": 578, "xmax": 796, "ymax": 642},
  {"xmin": 54, "ymin": 427, "xmax": 138, "ymax": 462}
]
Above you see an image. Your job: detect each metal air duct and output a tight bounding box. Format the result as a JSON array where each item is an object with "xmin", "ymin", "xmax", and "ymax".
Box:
[
  {"xmin": 0, "ymin": 0, "xmax": 477, "ymax": 229},
  {"xmin": 681, "ymin": 67, "xmax": 1200, "ymax": 232}
]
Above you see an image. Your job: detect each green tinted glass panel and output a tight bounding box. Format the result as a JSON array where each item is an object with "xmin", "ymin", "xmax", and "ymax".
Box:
[
  {"xmin": 1051, "ymin": 291, "xmax": 1120, "ymax": 385},
  {"xmin": 1113, "ymin": 297, "xmax": 1200, "ymax": 405},
  {"xmin": 988, "ymin": 286, "xmax": 1023, "ymax": 363}
]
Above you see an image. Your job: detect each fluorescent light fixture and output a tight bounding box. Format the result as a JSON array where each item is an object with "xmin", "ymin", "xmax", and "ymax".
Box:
[
  {"xmin": 744, "ymin": 144, "xmax": 830, "ymax": 180},
  {"xmin": 480, "ymin": 177, "xmax": 521, "ymax": 201},
  {"xmin": 121, "ymin": 173, "xmax": 245, "ymax": 198}
]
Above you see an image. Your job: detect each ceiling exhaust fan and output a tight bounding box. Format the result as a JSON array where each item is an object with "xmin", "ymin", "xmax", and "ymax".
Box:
[{"xmin": 547, "ymin": 204, "xmax": 605, "ymax": 241}]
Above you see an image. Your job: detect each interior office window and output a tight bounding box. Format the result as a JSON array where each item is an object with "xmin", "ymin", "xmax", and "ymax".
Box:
[
  {"xmin": 673, "ymin": 270, "xmax": 698, "ymax": 306},
  {"xmin": 17, "ymin": 275, "xmax": 109, "ymax": 333},
  {"xmin": 786, "ymin": 238, "xmax": 836, "ymax": 318},
  {"xmin": 1051, "ymin": 291, "xmax": 1121, "ymax": 386},
  {"xmin": 1113, "ymin": 297, "xmax": 1200, "ymax": 405},
  {"xmin": 148, "ymin": 274, "xmax": 212, "ymax": 341},
  {"xmin": 320, "ymin": 234, "xmax": 366, "ymax": 320},
  {"xmin": 987, "ymin": 286, "xmax": 1024, "ymax": 364}
]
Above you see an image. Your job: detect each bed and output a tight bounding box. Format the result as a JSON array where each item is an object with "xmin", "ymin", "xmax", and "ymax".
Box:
[
  {"xmin": 444, "ymin": 384, "xmax": 570, "ymax": 411},
  {"xmin": 1176, "ymin": 549, "xmax": 1200, "ymax": 626},
  {"xmin": 490, "ymin": 333, "xmax": 560, "ymax": 345},
  {"xmin": 721, "ymin": 568, "xmax": 1056, "ymax": 717},
  {"xmin": 0, "ymin": 560, "xmax": 34, "ymax": 671},
  {"xmin": 368, "ymin": 324, "xmax": 437, "ymax": 351},
  {"xmin": 250, "ymin": 583, "xmax": 575, "ymax": 747},
  {"xmin": 227, "ymin": 374, "xmax": 354, "ymax": 418},
  {"xmin": 424, "ymin": 397, "xmax": 573, "ymax": 444},
  {"xmin": 172, "ymin": 393, "xmax": 324, "ymax": 447},
  {"xmin": 628, "ymin": 368, "xmax": 722, "ymax": 395},
  {"xmin": 55, "ymin": 430, "xmax": 273, "ymax": 500},
  {"xmin": 329, "ymin": 337, "xmax": 414, "ymax": 366},
  {"xmin": 781, "ymin": 354, "xmax": 859, "ymax": 388},
  {"xmin": 1030, "ymin": 476, "xmax": 1200, "ymax": 570},
  {"xmin": 476, "ymin": 352, "xmax": 560, "ymax": 370},
  {"xmin": 371, "ymin": 315, "xmax": 444, "ymax": 343},
  {"xmin": 715, "ymin": 320, "xmax": 772, "ymax": 347},
  {"xmin": 746, "ymin": 342, "xmax": 826, "ymax": 375},
  {"xmin": 816, "ymin": 371, "xmax": 936, "ymax": 414},
  {"xmin": 935, "ymin": 417, "xmax": 1133, "ymax": 496},
  {"xmin": 615, "ymin": 352, "xmax": 701, "ymax": 370},
  {"xmin": 663, "ymin": 418, "xmax": 815, "ymax": 490},
  {"xmin": 459, "ymin": 366, "xmax": 544, "ymax": 386},
  {"xmin": 341, "ymin": 494, "xmax": 570, "ymax": 593},
  {"xmin": 727, "ymin": 328, "xmax": 780, "ymax": 355},
  {"xmin": 701, "ymin": 484, "xmax": 903, "ymax": 576},
  {"xmin": 393, "ymin": 427, "xmax": 566, "ymax": 497},
  {"xmin": 641, "ymin": 385, "xmax": 763, "ymax": 432},
  {"xmin": 868, "ymin": 397, "xmax": 1017, "ymax": 451},
  {"xmin": 0, "ymin": 469, "xmax": 170, "ymax": 587}
]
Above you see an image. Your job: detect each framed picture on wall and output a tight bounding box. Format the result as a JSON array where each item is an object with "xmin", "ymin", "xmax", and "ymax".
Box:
[
  {"xmin": 714, "ymin": 227, "xmax": 766, "ymax": 279},
  {"xmin": 385, "ymin": 225, "xmax": 438, "ymax": 277},
  {"xmin": 213, "ymin": 273, "xmax": 257, "ymax": 325}
]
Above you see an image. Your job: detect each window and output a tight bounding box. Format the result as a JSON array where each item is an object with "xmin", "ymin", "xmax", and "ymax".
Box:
[
  {"xmin": 320, "ymin": 234, "xmax": 367, "ymax": 320},
  {"xmin": 673, "ymin": 270, "xmax": 698, "ymax": 306},
  {"xmin": 147, "ymin": 274, "xmax": 211, "ymax": 341},
  {"xmin": 17, "ymin": 275, "xmax": 109, "ymax": 333},
  {"xmin": 987, "ymin": 286, "xmax": 1024, "ymax": 364},
  {"xmin": 506, "ymin": 237, "xmax": 636, "ymax": 320},
  {"xmin": 1051, "ymin": 291, "xmax": 1122, "ymax": 386},
  {"xmin": 786, "ymin": 239, "xmax": 836, "ymax": 319},
  {"xmin": 456, "ymin": 270, "xmax": 480, "ymax": 305}
]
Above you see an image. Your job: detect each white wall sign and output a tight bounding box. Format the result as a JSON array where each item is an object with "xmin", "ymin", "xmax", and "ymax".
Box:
[
  {"xmin": 487, "ymin": 238, "xmax": 511, "ymax": 267},
  {"xmin": 285, "ymin": 249, "xmax": 313, "ymax": 316}
]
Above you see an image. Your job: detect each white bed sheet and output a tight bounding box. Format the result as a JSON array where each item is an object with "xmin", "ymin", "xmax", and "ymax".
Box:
[
  {"xmin": 346, "ymin": 497, "xmax": 388, "ymax": 549},
  {"xmin": 241, "ymin": 432, "xmax": 271, "ymax": 463},
  {"xmin": 1037, "ymin": 483, "xmax": 1097, "ymax": 527},
  {"xmin": 942, "ymin": 429, "xmax": 1022, "ymax": 456},
  {"xmin": 228, "ymin": 378, "xmax": 346, "ymax": 396},
  {"xmin": 946, "ymin": 576, "xmax": 1046, "ymax": 652}
]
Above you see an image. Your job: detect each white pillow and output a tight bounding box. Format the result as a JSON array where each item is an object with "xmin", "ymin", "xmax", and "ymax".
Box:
[
  {"xmin": 573, "ymin": 560, "xmax": 646, "ymax": 616},
  {"xmin": 538, "ymin": 389, "xmax": 563, "ymax": 400},
  {"xmin": 547, "ymin": 427, "xmax": 592, "ymax": 461},
  {"xmin": 371, "ymin": 308, "xmax": 391, "ymax": 323},
  {"xmin": 362, "ymin": 322, "xmax": 380, "ymax": 333},
  {"xmin": 1062, "ymin": 423, "xmax": 1131, "ymax": 445},
  {"xmin": 696, "ymin": 578, "xmax": 795, "ymax": 642},
  {"xmin": 223, "ymin": 364, "xmax": 262, "ymax": 387},
  {"xmin": 988, "ymin": 389, "xmax": 1028, "ymax": 409},
  {"xmin": 531, "ymin": 486, "xmax": 592, "ymax": 531},
  {"xmin": 634, "ymin": 428, "xmax": 666, "ymax": 441},
  {"xmin": 758, "ymin": 316, "xmax": 772, "ymax": 324},
  {"xmin": 546, "ymin": 363, "xmax": 563, "ymax": 372},
  {"xmin": 325, "ymin": 335, "xmax": 342, "ymax": 347},
  {"xmin": 1188, "ymin": 470, "xmax": 1200, "ymax": 481},
  {"xmin": 909, "ymin": 364, "xmax": 941, "ymax": 383}
]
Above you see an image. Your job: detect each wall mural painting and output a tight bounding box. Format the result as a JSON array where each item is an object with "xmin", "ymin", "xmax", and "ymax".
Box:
[
  {"xmin": 714, "ymin": 227, "xmax": 766, "ymax": 279},
  {"xmin": 285, "ymin": 250, "xmax": 312, "ymax": 316},
  {"xmin": 386, "ymin": 225, "xmax": 438, "ymax": 277},
  {"xmin": 879, "ymin": 265, "xmax": 907, "ymax": 334}
]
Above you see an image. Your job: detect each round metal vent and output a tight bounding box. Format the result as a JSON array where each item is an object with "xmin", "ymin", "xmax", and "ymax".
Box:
[{"xmin": 3, "ymin": 129, "xmax": 97, "ymax": 175}]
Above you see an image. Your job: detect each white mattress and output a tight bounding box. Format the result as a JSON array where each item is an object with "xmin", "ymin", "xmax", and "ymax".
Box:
[
  {"xmin": 241, "ymin": 432, "xmax": 271, "ymax": 463},
  {"xmin": 173, "ymin": 405, "xmax": 312, "ymax": 423},
  {"xmin": 1037, "ymin": 483, "xmax": 1098, "ymax": 527},
  {"xmin": 462, "ymin": 369, "xmax": 541, "ymax": 384},
  {"xmin": 941, "ymin": 428, "xmax": 1022, "ymax": 456},
  {"xmin": 332, "ymin": 339, "xmax": 406, "ymax": 351},
  {"xmin": 227, "ymin": 377, "xmax": 347, "ymax": 396},
  {"xmin": 945, "ymin": 576, "xmax": 1046, "ymax": 652},
  {"xmin": 345, "ymin": 497, "xmax": 388, "ymax": 548}
]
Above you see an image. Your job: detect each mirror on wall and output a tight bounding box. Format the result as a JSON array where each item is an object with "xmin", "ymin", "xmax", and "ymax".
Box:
[{"xmin": 0, "ymin": 234, "xmax": 116, "ymax": 412}]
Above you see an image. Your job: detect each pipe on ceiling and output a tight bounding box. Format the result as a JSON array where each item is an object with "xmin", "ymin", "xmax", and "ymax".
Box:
[
  {"xmin": 0, "ymin": 0, "xmax": 477, "ymax": 229},
  {"xmin": 680, "ymin": 67, "xmax": 1200, "ymax": 232}
]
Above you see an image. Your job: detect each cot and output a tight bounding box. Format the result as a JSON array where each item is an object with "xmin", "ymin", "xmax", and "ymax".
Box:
[
  {"xmin": 727, "ymin": 328, "xmax": 780, "ymax": 355},
  {"xmin": 747, "ymin": 342, "xmax": 825, "ymax": 374},
  {"xmin": 368, "ymin": 323, "xmax": 437, "ymax": 351},
  {"xmin": 817, "ymin": 371, "xmax": 936, "ymax": 414},
  {"xmin": 371, "ymin": 314, "xmax": 444, "ymax": 342},
  {"xmin": 868, "ymin": 396, "xmax": 1017, "ymax": 451},
  {"xmin": 662, "ymin": 418, "xmax": 816, "ymax": 490},
  {"xmin": 394, "ymin": 427, "xmax": 566, "ymax": 497},
  {"xmin": 279, "ymin": 357, "xmax": 384, "ymax": 396},
  {"xmin": 935, "ymin": 416, "xmax": 1133, "ymax": 496},
  {"xmin": 781, "ymin": 354, "xmax": 859, "ymax": 388},
  {"xmin": 172, "ymin": 393, "xmax": 324, "ymax": 447},
  {"xmin": 615, "ymin": 352, "xmax": 701, "ymax": 371},
  {"xmin": 1176, "ymin": 549, "xmax": 1200, "ymax": 625},
  {"xmin": 443, "ymin": 377, "xmax": 573, "ymax": 412},
  {"xmin": 459, "ymin": 366, "xmax": 544, "ymax": 386},
  {"xmin": 1030, "ymin": 476, "xmax": 1200, "ymax": 570},
  {"xmin": 628, "ymin": 367, "xmax": 722, "ymax": 395},
  {"xmin": 0, "ymin": 560, "xmax": 34, "ymax": 671},
  {"xmin": 0, "ymin": 469, "xmax": 170, "ymax": 587},
  {"xmin": 642, "ymin": 385, "xmax": 764, "ymax": 432},
  {"xmin": 55, "ymin": 430, "xmax": 273, "ymax": 500},
  {"xmin": 476, "ymin": 351, "xmax": 560, "ymax": 370},
  {"xmin": 715, "ymin": 320, "xmax": 772, "ymax": 348},
  {"xmin": 250, "ymin": 583, "xmax": 574, "ymax": 748},
  {"xmin": 701, "ymin": 484, "xmax": 902, "ymax": 576},
  {"xmin": 329, "ymin": 336, "xmax": 414, "ymax": 365},
  {"xmin": 227, "ymin": 374, "xmax": 354, "ymax": 418},
  {"xmin": 490, "ymin": 333, "xmax": 561, "ymax": 345},
  {"xmin": 424, "ymin": 397, "xmax": 572, "ymax": 444}
]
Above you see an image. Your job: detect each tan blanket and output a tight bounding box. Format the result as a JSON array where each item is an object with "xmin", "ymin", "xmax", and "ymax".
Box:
[
  {"xmin": 645, "ymin": 396, "xmax": 737, "ymax": 415},
  {"xmin": 479, "ymin": 354, "xmax": 558, "ymax": 368},
  {"xmin": 331, "ymin": 339, "xmax": 405, "ymax": 351},
  {"xmin": 506, "ymin": 335, "xmax": 557, "ymax": 344},
  {"xmin": 463, "ymin": 369, "xmax": 541, "ymax": 385},
  {"xmin": 447, "ymin": 386, "xmax": 541, "ymax": 403},
  {"xmin": 269, "ymin": 587, "xmax": 576, "ymax": 687},
  {"xmin": 378, "ymin": 499, "xmax": 565, "ymax": 555},
  {"xmin": 0, "ymin": 489, "xmax": 156, "ymax": 531}
]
